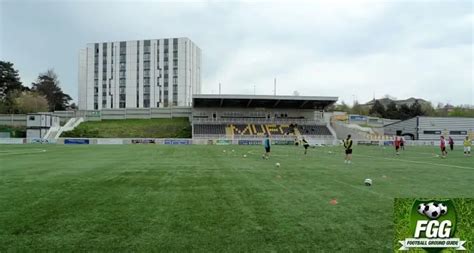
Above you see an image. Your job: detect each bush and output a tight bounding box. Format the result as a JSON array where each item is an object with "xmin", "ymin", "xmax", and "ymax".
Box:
[{"xmin": 0, "ymin": 125, "xmax": 26, "ymax": 138}]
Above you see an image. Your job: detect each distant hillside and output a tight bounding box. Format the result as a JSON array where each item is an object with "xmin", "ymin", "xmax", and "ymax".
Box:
[
  {"xmin": 362, "ymin": 97, "xmax": 430, "ymax": 108},
  {"xmin": 61, "ymin": 118, "xmax": 191, "ymax": 138}
]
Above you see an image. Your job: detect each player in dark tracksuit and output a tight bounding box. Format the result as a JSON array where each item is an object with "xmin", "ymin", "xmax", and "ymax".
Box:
[
  {"xmin": 448, "ymin": 137, "xmax": 454, "ymax": 151},
  {"xmin": 344, "ymin": 134, "xmax": 353, "ymax": 164},
  {"xmin": 302, "ymin": 137, "xmax": 310, "ymax": 155},
  {"xmin": 263, "ymin": 134, "xmax": 271, "ymax": 159}
]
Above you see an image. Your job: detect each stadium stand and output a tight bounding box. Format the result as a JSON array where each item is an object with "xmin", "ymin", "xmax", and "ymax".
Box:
[
  {"xmin": 193, "ymin": 124, "xmax": 226, "ymax": 135},
  {"xmin": 192, "ymin": 94, "xmax": 338, "ymax": 141},
  {"xmin": 192, "ymin": 123, "xmax": 333, "ymax": 138}
]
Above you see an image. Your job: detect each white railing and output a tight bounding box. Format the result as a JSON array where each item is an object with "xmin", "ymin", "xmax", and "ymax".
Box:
[
  {"xmin": 43, "ymin": 126, "xmax": 60, "ymax": 140},
  {"xmin": 51, "ymin": 117, "xmax": 84, "ymax": 139}
]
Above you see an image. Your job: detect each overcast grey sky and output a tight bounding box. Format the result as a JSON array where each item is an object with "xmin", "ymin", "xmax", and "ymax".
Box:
[{"xmin": 1, "ymin": 0, "xmax": 472, "ymax": 105}]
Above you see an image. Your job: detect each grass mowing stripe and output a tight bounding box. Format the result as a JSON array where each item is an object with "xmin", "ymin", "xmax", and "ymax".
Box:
[{"xmin": 358, "ymin": 154, "xmax": 474, "ymax": 170}]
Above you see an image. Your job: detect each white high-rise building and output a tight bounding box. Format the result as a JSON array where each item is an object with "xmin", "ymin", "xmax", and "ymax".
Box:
[{"xmin": 78, "ymin": 38, "xmax": 201, "ymax": 110}]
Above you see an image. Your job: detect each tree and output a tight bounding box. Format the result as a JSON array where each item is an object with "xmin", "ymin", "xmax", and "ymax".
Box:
[
  {"xmin": 369, "ymin": 100, "xmax": 386, "ymax": 118},
  {"xmin": 385, "ymin": 101, "xmax": 399, "ymax": 119},
  {"xmin": 399, "ymin": 104, "xmax": 411, "ymax": 120},
  {"xmin": 0, "ymin": 61, "xmax": 28, "ymax": 113},
  {"xmin": 421, "ymin": 102, "xmax": 436, "ymax": 116},
  {"xmin": 334, "ymin": 101, "xmax": 351, "ymax": 113},
  {"xmin": 448, "ymin": 106, "xmax": 474, "ymax": 117},
  {"xmin": 32, "ymin": 69, "xmax": 72, "ymax": 111},
  {"xmin": 409, "ymin": 100, "xmax": 424, "ymax": 118},
  {"xmin": 0, "ymin": 61, "xmax": 24, "ymax": 100},
  {"xmin": 15, "ymin": 91, "xmax": 49, "ymax": 113},
  {"xmin": 350, "ymin": 100, "xmax": 369, "ymax": 115}
]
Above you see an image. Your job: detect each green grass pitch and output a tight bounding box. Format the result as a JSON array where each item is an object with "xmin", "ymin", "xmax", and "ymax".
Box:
[{"xmin": 1, "ymin": 144, "xmax": 473, "ymax": 251}]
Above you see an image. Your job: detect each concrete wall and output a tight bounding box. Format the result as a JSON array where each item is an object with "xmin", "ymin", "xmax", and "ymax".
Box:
[
  {"xmin": 384, "ymin": 116, "xmax": 474, "ymax": 141},
  {"xmin": 0, "ymin": 114, "xmax": 27, "ymax": 126},
  {"xmin": 0, "ymin": 107, "xmax": 192, "ymax": 126},
  {"xmin": 418, "ymin": 117, "xmax": 474, "ymax": 141},
  {"xmin": 384, "ymin": 117, "xmax": 418, "ymax": 138}
]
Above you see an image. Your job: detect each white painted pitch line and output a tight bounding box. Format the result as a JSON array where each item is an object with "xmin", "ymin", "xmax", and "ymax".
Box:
[
  {"xmin": 358, "ymin": 154, "xmax": 474, "ymax": 170},
  {"xmin": 0, "ymin": 149, "xmax": 47, "ymax": 156}
]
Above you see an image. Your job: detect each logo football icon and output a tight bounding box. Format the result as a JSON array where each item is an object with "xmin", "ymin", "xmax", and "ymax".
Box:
[{"xmin": 418, "ymin": 202, "xmax": 448, "ymax": 219}]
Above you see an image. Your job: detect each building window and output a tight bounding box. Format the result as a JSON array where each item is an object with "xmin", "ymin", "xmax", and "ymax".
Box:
[
  {"xmin": 120, "ymin": 41, "xmax": 126, "ymax": 54},
  {"xmin": 173, "ymin": 77, "xmax": 177, "ymax": 85},
  {"xmin": 173, "ymin": 60, "xmax": 178, "ymax": 67},
  {"xmin": 173, "ymin": 51, "xmax": 178, "ymax": 58},
  {"xmin": 120, "ymin": 71, "xmax": 126, "ymax": 78},
  {"xmin": 144, "ymin": 85, "xmax": 150, "ymax": 93},
  {"xmin": 143, "ymin": 52, "xmax": 150, "ymax": 61},
  {"xmin": 144, "ymin": 71, "xmax": 150, "ymax": 78},
  {"xmin": 119, "ymin": 79, "xmax": 125, "ymax": 86},
  {"xmin": 144, "ymin": 78, "xmax": 150, "ymax": 85},
  {"xmin": 144, "ymin": 61, "xmax": 150, "ymax": 70},
  {"xmin": 144, "ymin": 40, "xmax": 150, "ymax": 52}
]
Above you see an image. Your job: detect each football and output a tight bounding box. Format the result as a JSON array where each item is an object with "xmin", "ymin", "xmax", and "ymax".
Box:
[
  {"xmin": 364, "ymin": 178, "xmax": 372, "ymax": 186},
  {"xmin": 276, "ymin": 163, "xmax": 280, "ymax": 167},
  {"xmin": 243, "ymin": 154, "xmax": 247, "ymax": 158},
  {"xmin": 424, "ymin": 202, "xmax": 441, "ymax": 219},
  {"xmin": 439, "ymin": 203, "xmax": 448, "ymax": 215},
  {"xmin": 417, "ymin": 203, "xmax": 426, "ymax": 215}
]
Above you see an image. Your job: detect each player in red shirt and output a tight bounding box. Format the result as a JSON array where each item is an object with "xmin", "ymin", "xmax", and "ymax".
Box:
[
  {"xmin": 394, "ymin": 136, "xmax": 401, "ymax": 155},
  {"xmin": 440, "ymin": 136, "xmax": 447, "ymax": 158}
]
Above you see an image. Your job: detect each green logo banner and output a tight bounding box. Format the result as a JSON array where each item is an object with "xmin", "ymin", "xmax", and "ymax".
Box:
[{"xmin": 394, "ymin": 198, "xmax": 472, "ymax": 252}]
